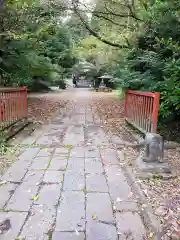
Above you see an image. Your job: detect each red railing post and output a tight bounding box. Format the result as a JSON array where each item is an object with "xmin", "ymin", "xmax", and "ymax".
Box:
[
  {"xmin": 1, "ymin": 95, "xmax": 5, "ymax": 121},
  {"xmin": 151, "ymin": 92, "xmax": 160, "ymax": 133},
  {"xmin": 124, "ymin": 89, "xmax": 128, "ymax": 118},
  {"xmin": 23, "ymin": 87, "xmax": 27, "ymax": 118},
  {"xmin": 125, "ymin": 90, "xmax": 160, "ymax": 134}
]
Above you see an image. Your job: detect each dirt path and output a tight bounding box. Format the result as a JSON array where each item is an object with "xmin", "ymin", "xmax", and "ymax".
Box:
[{"xmin": 0, "ymin": 89, "xmax": 148, "ymax": 240}]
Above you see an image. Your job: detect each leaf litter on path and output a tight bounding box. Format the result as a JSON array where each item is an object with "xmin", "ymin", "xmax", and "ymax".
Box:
[
  {"xmin": 27, "ymin": 96, "xmax": 68, "ymax": 124},
  {"xmin": 0, "ymin": 92, "xmax": 72, "ymax": 175}
]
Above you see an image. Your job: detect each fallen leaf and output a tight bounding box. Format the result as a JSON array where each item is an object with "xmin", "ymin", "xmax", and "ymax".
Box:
[
  {"xmin": 92, "ymin": 215, "xmax": 97, "ymax": 220},
  {"xmin": 0, "ymin": 180, "xmax": 8, "ymax": 186},
  {"xmin": 155, "ymin": 206, "xmax": 168, "ymax": 217},
  {"xmin": 31, "ymin": 194, "xmax": 39, "ymax": 201},
  {"xmin": 64, "ymin": 144, "xmax": 72, "ymax": 148},
  {"xmin": 15, "ymin": 236, "xmax": 25, "ymax": 240},
  {"xmin": 148, "ymin": 231, "xmax": 154, "ymax": 239}
]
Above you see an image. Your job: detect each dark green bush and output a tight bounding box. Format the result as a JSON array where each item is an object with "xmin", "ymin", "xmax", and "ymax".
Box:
[{"xmin": 113, "ymin": 0, "xmax": 180, "ymax": 122}]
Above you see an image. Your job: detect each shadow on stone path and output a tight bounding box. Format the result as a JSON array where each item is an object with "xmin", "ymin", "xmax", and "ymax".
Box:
[{"xmin": 0, "ymin": 89, "xmax": 147, "ymax": 240}]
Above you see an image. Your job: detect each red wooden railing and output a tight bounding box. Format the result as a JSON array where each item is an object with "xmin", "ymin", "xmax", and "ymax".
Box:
[
  {"xmin": 0, "ymin": 87, "xmax": 27, "ymax": 131},
  {"xmin": 125, "ymin": 90, "xmax": 160, "ymax": 133}
]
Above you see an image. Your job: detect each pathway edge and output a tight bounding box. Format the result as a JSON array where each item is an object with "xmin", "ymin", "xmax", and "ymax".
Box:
[{"xmin": 121, "ymin": 162, "xmax": 163, "ymax": 240}]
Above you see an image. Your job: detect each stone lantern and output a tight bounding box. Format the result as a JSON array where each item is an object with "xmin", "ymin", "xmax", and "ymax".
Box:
[{"xmin": 98, "ymin": 74, "xmax": 113, "ymax": 91}]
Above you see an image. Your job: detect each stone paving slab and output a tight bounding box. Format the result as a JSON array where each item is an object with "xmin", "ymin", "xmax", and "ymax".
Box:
[
  {"xmin": 43, "ymin": 171, "xmax": 63, "ymax": 184},
  {"xmin": 36, "ymin": 148, "xmax": 54, "ymax": 157},
  {"xmin": 23, "ymin": 170, "xmax": 44, "ymax": 185},
  {"xmin": 105, "ymin": 166, "xmax": 132, "ymax": 201},
  {"xmin": 70, "ymin": 147, "xmax": 85, "ymax": 158},
  {"xmin": 20, "ymin": 206, "xmax": 55, "ymax": 240},
  {"xmin": 36, "ymin": 136, "xmax": 55, "ymax": 145},
  {"xmin": 86, "ymin": 174, "xmax": 108, "ymax": 192},
  {"xmin": 0, "ymin": 211, "xmax": 28, "ymax": 240},
  {"xmin": 86, "ymin": 221, "xmax": 117, "ymax": 240},
  {"xmin": 2, "ymin": 160, "xmax": 30, "ymax": 182},
  {"xmin": 63, "ymin": 171, "xmax": 85, "ymax": 191},
  {"xmin": 36, "ymin": 184, "xmax": 61, "ymax": 208},
  {"xmin": 52, "ymin": 231, "xmax": 85, "ymax": 240},
  {"xmin": 30, "ymin": 158, "xmax": 50, "ymax": 171},
  {"xmin": 51, "ymin": 116, "xmax": 71, "ymax": 126},
  {"xmin": 48, "ymin": 158, "xmax": 67, "ymax": 171},
  {"xmin": 0, "ymin": 89, "xmax": 147, "ymax": 240},
  {"xmin": 85, "ymin": 125, "xmax": 108, "ymax": 145},
  {"xmin": 67, "ymin": 157, "xmax": 84, "ymax": 173},
  {"xmin": 115, "ymin": 200, "xmax": 138, "ymax": 212},
  {"xmin": 44, "ymin": 129, "xmax": 65, "ymax": 138},
  {"xmin": 18, "ymin": 148, "xmax": 40, "ymax": 161},
  {"xmin": 63, "ymin": 125, "xmax": 84, "ymax": 145},
  {"xmin": 85, "ymin": 158, "xmax": 104, "ymax": 174},
  {"xmin": 116, "ymin": 212, "xmax": 146, "ymax": 239},
  {"xmin": 55, "ymin": 191, "xmax": 85, "ymax": 231},
  {"xmin": 85, "ymin": 115, "xmax": 94, "ymax": 124},
  {"xmin": 0, "ymin": 183, "xmax": 17, "ymax": 209},
  {"xmin": 20, "ymin": 136, "xmax": 37, "ymax": 145},
  {"xmin": 84, "ymin": 146, "xmax": 100, "ymax": 158},
  {"xmin": 33, "ymin": 136, "xmax": 49, "ymax": 145},
  {"xmin": 20, "ymin": 185, "xmax": 61, "ymax": 239},
  {"xmin": 6, "ymin": 182, "xmax": 39, "ymax": 211},
  {"xmin": 70, "ymin": 114, "xmax": 86, "ymax": 125},
  {"xmin": 86, "ymin": 193, "xmax": 114, "ymax": 223},
  {"xmin": 54, "ymin": 147, "xmax": 70, "ymax": 156}
]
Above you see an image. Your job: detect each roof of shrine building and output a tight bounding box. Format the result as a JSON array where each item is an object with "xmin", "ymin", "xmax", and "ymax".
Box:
[{"xmin": 98, "ymin": 74, "xmax": 113, "ymax": 79}]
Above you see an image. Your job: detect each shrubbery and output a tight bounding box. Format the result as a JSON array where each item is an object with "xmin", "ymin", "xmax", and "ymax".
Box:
[
  {"xmin": 0, "ymin": 1, "xmax": 77, "ymax": 90},
  {"xmin": 112, "ymin": 0, "xmax": 180, "ymax": 122}
]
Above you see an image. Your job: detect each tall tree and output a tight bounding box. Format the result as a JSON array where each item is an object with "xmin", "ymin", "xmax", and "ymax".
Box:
[{"xmin": 0, "ymin": 0, "xmax": 77, "ymax": 87}]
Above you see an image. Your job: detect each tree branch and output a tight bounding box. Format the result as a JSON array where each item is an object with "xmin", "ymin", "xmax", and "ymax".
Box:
[
  {"xmin": 74, "ymin": 8, "xmax": 129, "ymax": 49},
  {"xmin": 51, "ymin": 1, "xmax": 143, "ymax": 22},
  {"xmin": 104, "ymin": 4, "xmax": 143, "ymax": 22},
  {"xmin": 93, "ymin": 13, "xmax": 134, "ymax": 30}
]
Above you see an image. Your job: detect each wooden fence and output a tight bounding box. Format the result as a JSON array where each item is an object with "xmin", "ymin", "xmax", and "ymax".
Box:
[
  {"xmin": 124, "ymin": 90, "xmax": 160, "ymax": 133},
  {"xmin": 0, "ymin": 87, "xmax": 27, "ymax": 131}
]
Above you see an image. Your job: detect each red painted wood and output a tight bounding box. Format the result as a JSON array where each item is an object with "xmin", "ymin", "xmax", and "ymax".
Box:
[
  {"xmin": 125, "ymin": 90, "xmax": 160, "ymax": 133},
  {"xmin": 0, "ymin": 87, "xmax": 27, "ymax": 130}
]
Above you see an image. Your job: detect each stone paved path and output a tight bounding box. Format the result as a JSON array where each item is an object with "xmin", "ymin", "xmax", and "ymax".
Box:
[{"xmin": 0, "ymin": 89, "xmax": 147, "ymax": 240}]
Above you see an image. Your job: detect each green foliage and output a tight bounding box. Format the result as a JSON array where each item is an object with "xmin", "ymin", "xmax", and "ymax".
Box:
[
  {"xmin": 66, "ymin": 12, "xmax": 89, "ymax": 41},
  {"xmin": 0, "ymin": 0, "xmax": 77, "ymax": 89},
  {"xmin": 112, "ymin": 0, "xmax": 180, "ymax": 122}
]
